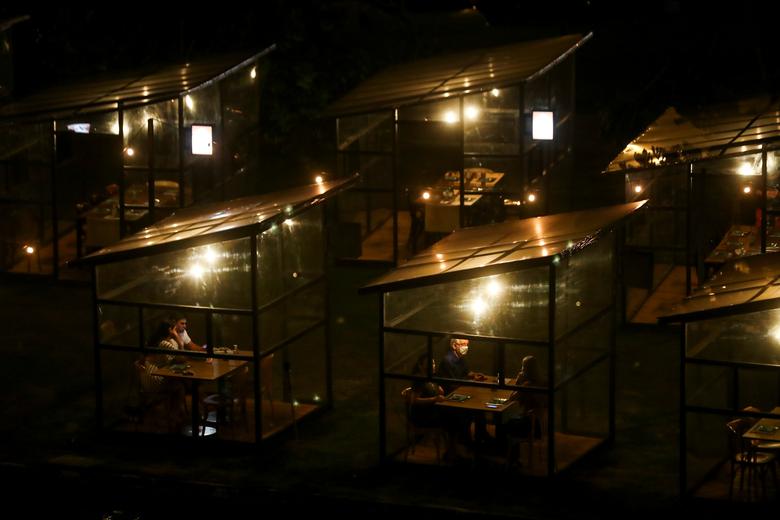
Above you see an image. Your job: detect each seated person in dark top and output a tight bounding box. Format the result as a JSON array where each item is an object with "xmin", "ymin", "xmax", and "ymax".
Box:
[
  {"xmin": 504, "ymin": 355, "xmax": 544, "ymax": 439},
  {"xmin": 407, "ymin": 354, "xmax": 444, "ymax": 428},
  {"xmin": 436, "ymin": 338, "xmax": 486, "ymax": 394}
]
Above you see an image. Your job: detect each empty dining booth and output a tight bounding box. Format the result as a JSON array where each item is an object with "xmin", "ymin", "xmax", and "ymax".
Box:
[{"xmin": 659, "ymin": 252, "xmax": 780, "ymax": 500}]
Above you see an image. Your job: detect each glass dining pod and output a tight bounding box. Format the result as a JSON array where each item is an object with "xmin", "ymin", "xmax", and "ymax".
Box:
[
  {"xmin": 360, "ymin": 201, "xmax": 644, "ymax": 475},
  {"xmin": 659, "ymin": 253, "xmax": 780, "ymax": 500},
  {"xmin": 79, "ymin": 177, "xmax": 355, "ymax": 443},
  {"xmin": 0, "ymin": 45, "xmax": 274, "ymax": 280},
  {"xmin": 605, "ymin": 97, "xmax": 780, "ymax": 324},
  {"xmin": 327, "ymin": 33, "xmax": 590, "ymax": 264}
]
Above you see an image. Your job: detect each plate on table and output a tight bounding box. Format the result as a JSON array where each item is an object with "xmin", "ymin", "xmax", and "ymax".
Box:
[{"xmin": 447, "ymin": 393, "xmax": 471, "ymax": 402}]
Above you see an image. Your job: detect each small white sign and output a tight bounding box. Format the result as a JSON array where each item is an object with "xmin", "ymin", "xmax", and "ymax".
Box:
[
  {"xmin": 532, "ymin": 111, "xmax": 554, "ymax": 141},
  {"xmin": 192, "ymin": 125, "xmax": 213, "ymax": 155}
]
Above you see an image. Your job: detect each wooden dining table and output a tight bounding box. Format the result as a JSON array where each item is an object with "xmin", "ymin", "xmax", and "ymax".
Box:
[
  {"xmin": 743, "ymin": 406, "xmax": 780, "ymax": 443},
  {"xmin": 152, "ymin": 357, "xmax": 249, "ymax": 437}
]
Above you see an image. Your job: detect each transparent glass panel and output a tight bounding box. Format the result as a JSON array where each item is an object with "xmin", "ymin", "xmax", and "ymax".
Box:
[
  {"xmin": 554, "ymin": 357, "xmax": 609, "ymax": 472},
  {"xmin": 463, "ymin": 156, "xmax": 522, "ymax": 195},
  {"xmin": 259, "ymin": 279, "xmax": 325, "ymax": 351},
  {"xmin": 98, "ymin": 303, "xmax": 140, "ymax": 347},
  {"xmin": 58, "ymin": 111, "xmax": 119, "ymax": 135},
  {"xmin": 384, "ymin": 332, "xmax": 429, "ymax": 377},
  {"xmin": 685, "ymin": 411, "xmax": 729, "ymax": 494},
  {"xmin": 96, "ymin": 237, "xmax": 252, "ymax": 309},
  {"xmin": 463, "ymin": 87, "xmax": 520, "ymax": 155},
  {"xmin": 385, "ymin": 267, "xmax": 549, "ymax": 341},
  {"xmin": 738, "ymin": 367, "xmax": 780, "ymax": 412},
  {"xmin": 102, "ymin": 349, "xmax": 184, "ymax": 436},
  {"xmin": 221, "ymin": 61, "xmax": 260, "ymax": 189},
  {"xmin": 257, "ymin": 206, "xmax": 324, "ymax": 308},
  {"xmin": 213, "ymin": 313, "xmax": 253, "ymax": 351},
  {"xmin": 384, "ymin": 377, "xmax": 411, "ymax": 461},
  {"xmin": 122, "ymin": 101, "xmax": 179, "ymax": 169},
  {"xmin": 686, "ymin": 308, "xmax": 780, "ymax": 366},
  {"xmin": 686, "ymin": 363, "xmax": 731, "ymax": 410},
  {"xmin": 0, "ymin": 202, "xmax": 54, "ymax": 274},
  {"xmin": 261, "ymin": 326, "xmax": 327, "ymax": 440},
  {"xmin": 555, "ymin": 233, "xmax": 614, "ymax": 338},
  {"xmin": 555, "ymin": 312, "xmax": 610, "ymax": 385},
  {"xmin": 337, "ymin": 112, "xmax": 394, "ymax": 153}
]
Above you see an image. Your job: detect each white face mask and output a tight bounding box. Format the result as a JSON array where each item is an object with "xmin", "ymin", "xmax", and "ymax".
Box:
[{"xmin": 457, "ymin": 345, "xmax": 469, "ymax": 356}]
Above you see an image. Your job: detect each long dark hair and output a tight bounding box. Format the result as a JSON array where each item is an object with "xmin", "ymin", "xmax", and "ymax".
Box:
[{"xmin": 147, "ymin": 321, "xmax": 172, "ymax": 347}]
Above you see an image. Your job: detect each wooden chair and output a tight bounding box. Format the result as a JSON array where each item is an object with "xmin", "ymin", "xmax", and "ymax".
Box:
[
  {"xmin": 726, "ymin": 418, "xmax": 778, "ymax": 500},
  {"xmin": 401, "ymin": 386, "xmax": 443, "ymax": 464},
  {"xmin": 133, "ymin": 359, "xmax": 186, "ymax": 432}
]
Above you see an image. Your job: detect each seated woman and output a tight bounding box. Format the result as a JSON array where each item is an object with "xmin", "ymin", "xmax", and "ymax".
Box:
[
  {"xmin": 406, "ymin": 354, "xmax": 445, "ymax": 428},
  {"xmin": 504, "ymin": 355, "xmax": 545, "ymax": 439}
]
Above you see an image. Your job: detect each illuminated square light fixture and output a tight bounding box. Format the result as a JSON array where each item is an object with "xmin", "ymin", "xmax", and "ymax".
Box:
[
  {"xmin": 67, "ymin": 123, "xmax": 91, "ymax": 134},
  {"xmin": 532, "ymin": 110, "xmax": 554, "ymax": 140},
  {"xmin": 191, "ymin": 125, "xmax": 213, "ymax": 155}
]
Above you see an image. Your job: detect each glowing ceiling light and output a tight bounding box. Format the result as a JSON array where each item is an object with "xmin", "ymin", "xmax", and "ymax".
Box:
[
  {"xmin": 23, "ymin": 245, "xmax": 34, "ymax": 255},
  {"xmin": 315, "ymin": 175, "xmax": 324, "ymax": 184},
  {"xmin": 443, "ymin": 111, "xmax": 458, "ymax": 124},
  {"xmin": 125, "ymin": 147, "xmax": 135, "ymax": 157},
  {"xmin": 436, "ymin": 253, "xmax": 443, "ymax": 260},
  {"xmin": 422, "ymin": 191, "xmax": 431, "ymax": 200},
  {"xmin": 185, "ymin": 95, "xmax": 194, "ymax": 110},
  {"xmin": 634, "ymin": 185, "xmax": 643, "ymax": 194},
  {"xmin": 188, "ymin": 263, "xmax": 205, "ymax": 279},
  {"xmin": 486, "ymin": 279, "xmax": 503, "ymax": 297},
  {"xmin": 250, "ymin": 67, "xmax": 257, "ymax": 79},
  {"xmin": 527, "ymin": 193, "xmax": 536, "ymax": 202},
  {"xmin": 770, "ymin": 325, "xmax": 780, "ymax": 342},
  {"xmin": 743, "ymin": 185, "xmax": 752, "ymax": 194},
  {"xmin": 283, "ymin": 218, "xmax": 294, "ymax": 227},
  {"xmin": 465, "ymin": 105, "xmax": 480, "ymax": 121},
  {"xmin": 738, "ymin": 162, "xmax": 755, "ymax": 176},
  {"xmin": 203, "ymin": 247, "xmax": 219, "ymax": 264},
  {"xmin": 470, "ymin": 297, "xmax": 488, "ymax": 318},
  {"xmin": 491, "ymin": 88, "xmax": 500, "ymax": 97}
]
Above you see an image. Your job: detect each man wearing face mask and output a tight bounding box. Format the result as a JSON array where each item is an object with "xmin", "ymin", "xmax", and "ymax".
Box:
[{"xmin": 437, "ymin": 337, "xmax": 485, "ymax": 394}]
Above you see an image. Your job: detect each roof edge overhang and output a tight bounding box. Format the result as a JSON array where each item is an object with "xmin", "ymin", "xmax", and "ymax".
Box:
[
  {"xmin": 658, "ymin": 296, "xmax": 780, "ymax": 325},
  {"xmin": 360, "ymin": 198, "xmax": 644, "ymax": 295},
  {"xmin": 0, "ymin": 44, "xmax": 276, "ymax": 124},
  {"xmin": 325, "ymin": 32, "xmax": 592, "ymax": 119},
  {"xmin": 75, "ymin": 173, "xmax": 358, "ymax": 267}
]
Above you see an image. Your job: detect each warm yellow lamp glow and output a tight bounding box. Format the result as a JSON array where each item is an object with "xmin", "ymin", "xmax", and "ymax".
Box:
[
  {"xmin": 443, "ymin": 111, "xmax": 458, "ymax": 124},
  {"xmin": 315, "ymin": 175, "xmax": 324, "ymax": 184},
  {"xmin": 486, "ymin": 279, "xmax": 503, "ymax": 297},
  {"xmin": 634, "ymin": 185, "xmax": 643, "ymax": 194},
  {"xmin": 203, "ymin": 247, "xmax": 219, "ymax": 265},
  {"xmin": 185, "ymin": 95, "xmax": 194, "ymax": 110},
  {"xmin": 23, "ymin": 245, "xmax": 34, "ymax": 255},
  {"xmin": 770, "ymin": 325, "xmax": 780, "ymax": 342},
  {"xmin": 188, "ymin": 263, "xmax": 204, "ymax": 279},
  {"xmin": 738, "ymin": 162, "xmax": 756, "ymax": 176},
  {"xmin": 422, "ymin": 191, "xmax": 431, "ymax": 200},
  {"xmin": 491, "ymin": 88, "xmax": 500, "ymax": 97},
  {"xmin": 465, "ymin": 105, "xmax": 480, "ymax": 121},
  {"xmin": 527, "ymin": 193, "xmax": 536, "ymax": 202},
  {"xmin": 250, "ymin": 67, "xmax": 257, "ymax": 79},
  {"xmin": 743, "ymin": 185, "xmax": 752, "ymax": 194},
  {"xmin": 125, "ymin": 147, "xmax": 135, "ymax": 157},
  {"xmin": 470, "ymin": 297, "xmax": 488, "ymax": 318}
]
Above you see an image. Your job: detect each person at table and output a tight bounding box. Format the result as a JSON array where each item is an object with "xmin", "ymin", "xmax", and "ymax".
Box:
[
  {"xmin": 502, "ymin": 355, "xmax": 545, "ymax": 442},
  {"xmin": 436, "ymin": 337, "xmax": 486, "ymax": 394},
  {"xmin": 407, "ymin": 354, "xmax": 445, "ymax": 428},
  {"xmin": 169, "ymin": 315, "xmax": 206, "ymax": 352}
]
